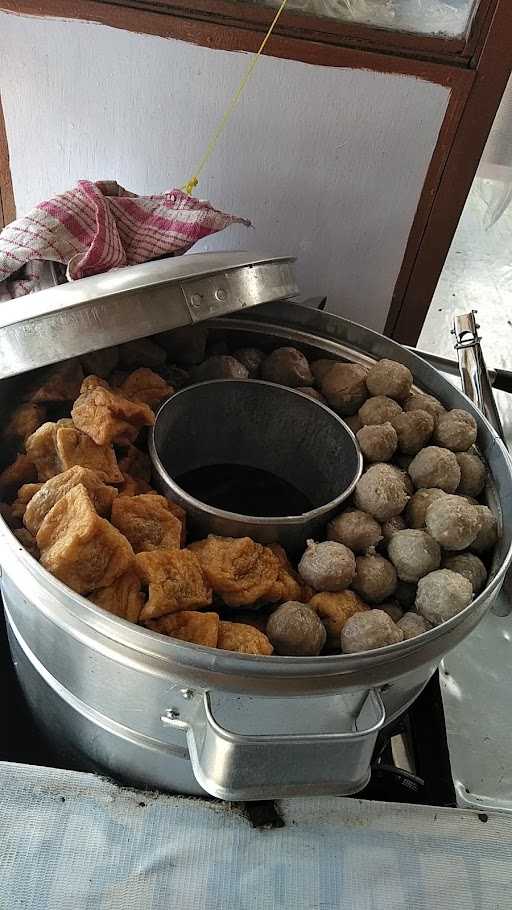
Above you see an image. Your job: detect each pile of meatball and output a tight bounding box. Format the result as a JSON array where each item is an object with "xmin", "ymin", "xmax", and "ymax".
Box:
[{"xmin": 182, "ymin": 336, "xmax": 498, "ymax": 656}]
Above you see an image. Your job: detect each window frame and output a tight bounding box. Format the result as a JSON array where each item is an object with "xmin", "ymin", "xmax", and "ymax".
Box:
[{"xmin": 0, "ymin": 0, "xmax": 498, "ymax": 64}]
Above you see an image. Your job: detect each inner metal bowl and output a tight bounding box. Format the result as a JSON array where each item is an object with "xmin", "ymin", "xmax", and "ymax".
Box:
[{"xmin": 150, "ymin": 379, "xmax": 363, "ymax": 551}]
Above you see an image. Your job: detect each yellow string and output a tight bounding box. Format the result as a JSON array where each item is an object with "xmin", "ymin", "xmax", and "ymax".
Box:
[{"xmin": 183, "ymin": 0, "xmax": 290, "ymax": 196}]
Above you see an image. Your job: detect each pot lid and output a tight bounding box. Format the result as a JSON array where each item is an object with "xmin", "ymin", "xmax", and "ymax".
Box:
[{"xmin": 0, "ymin": 251, "xmax": 297, "ymax": 379}]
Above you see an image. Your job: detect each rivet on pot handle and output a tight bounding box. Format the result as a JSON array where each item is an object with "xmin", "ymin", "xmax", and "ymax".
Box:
[{"xmin": 161, "ymin": 688, "xmax": 385, "ymax": 800}]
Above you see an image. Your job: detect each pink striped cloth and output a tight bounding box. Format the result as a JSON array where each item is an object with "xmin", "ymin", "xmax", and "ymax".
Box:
[{"xmin": 0, "ymin": 180, "xmax": 250, "ymax": 301}]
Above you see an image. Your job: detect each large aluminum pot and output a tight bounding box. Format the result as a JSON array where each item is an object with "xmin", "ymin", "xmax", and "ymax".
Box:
[{"xmin": 3, "ymin": 303, "xmax": 512, "ymax": 800}]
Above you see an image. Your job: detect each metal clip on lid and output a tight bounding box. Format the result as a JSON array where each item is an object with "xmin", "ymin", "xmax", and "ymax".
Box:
[{"xmin": 452, "ymin": 310, "xmax": 505, "ymax": 442}]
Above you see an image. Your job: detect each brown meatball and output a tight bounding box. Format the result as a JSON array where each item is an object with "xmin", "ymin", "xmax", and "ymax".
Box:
[
  {"xmin": 400, "ymin": 470, "xmax": 414, "ymax": 497},
  {"xmin": 233, "ymin": 348, "xmax": 265, "ymax": 378},
  {"xmin": 321, "ymin": 363, "xmax": 368, "ymax": 416},
  {"xmin": 358, "ymin": 396, "xmax": 403, "ymax": 427},
  {"xmin": 433, "ymin": 409, "xmax": 477, "ymax": 452},
  {"xmin": 408, "ymin": 447, "xmax": 461, "ymax": 493},
  {"xmin": 156, "ymin": 325, "xmax": 208, "ymax": 365},
  {"xmin": 381, "ymin": 515, "xmax": 407, "ymax": 545},
  {"xmin": 403, "ymin": 392, "xmax": 445, "ymax": 419},
  {"xmin": 163, "ymin": 365, "xmax": 190, "ymax": 390},
  {"xmin": 261, "ymin": 347, "xmax": 313, "ymax": 388},
  {"xmin": 388, "ymin": 529, "xmax": 441, "ymax": 583},
  {"xmin": 425, "ymin": 495, "xmax": 481, "ymax": 551},
  {"xmin": 81, "ymin": 346, "xmax": 119, "ymax": 379},
  {"xmin": 344, "ymin": 413, "xmax": 363, "ymax": 435},
  {"xmin": 456, "ymin": 452, "xmax": 486, "ymax": 498},
  {"xmin": 443, "ymin": 552, "xmax": 487, "ymax": 595},
  {"xmin": 298, "ymin": 540, "xmax": 356, "ymax": 592},
  {"xmin": 394, "ymin": 454, "xmax": 414, "ymax": 472},
  {"xmin": 366, "ymin": 359, "xmax": 413, "ymax": 401},
  {"xmin": 471, "ymin": 506, "xmax": 498, "ymax": 554},
  {"xmin": 119, "ymin": 338, "xmax": 166, "ymax": 369},
  {"xmin": 357, "ymin": 423, "xmax": 397, "ymax": 463},
  {"xmin": 341, "ymin": 609, "xmax": 404, "ymax": 653},
  {"xmin": 391, "ymin": 410, "xmax": 434, "ymax": 456},
  {"xmin": 327, "ymin": 509, "xmax": 382, "ymax": 553},
  {"xmin": 379, "ymin": 601, "xmax": 404, "ymax": 623},
  {"xmin": 299, "ymin": 387, "xmax": 327, "ymax": 404},
  {"xmin": 354, "ymin": 464, "xmax": 409, "ymax": 521},
  {"xmin": 352, "ymin": 553, "xmax": 397, "ymax": 604},
  {"xmin": 192, "ymin": 355, "xmax": 249, "ymax": 382},
  {"xmin": 395, "ymin": 580, "xmax": 417, "ymax": 609},
  {"xmin": 311, "ymin": 359, "xmax": 337, "ymax": 385},
  {"xmin": 397, "ymin": 612, "xmax": 431, "ymax": 639},
  {"xmin": 405, "ymin": 488, "xmax": 447, "ymax": 529},
  {"xmin": 416, "ymin": 569, "xmax": 473, "ymax": 625},
  {"xmin": 309, "ymin": 590, "xmax": 369, "ymax": 649},
  {"xmin": 266, "ymin": 601, "xmax": 326, "ymax": 655}
]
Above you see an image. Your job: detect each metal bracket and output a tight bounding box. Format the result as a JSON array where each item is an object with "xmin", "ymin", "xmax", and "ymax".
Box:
[
  {"xmin": 452, "ymin": 310, "xmax": 505, "ymax": 443},
  {"xmin": 181, "ymin": 275, "xmax": 238, "ymax": 322}
]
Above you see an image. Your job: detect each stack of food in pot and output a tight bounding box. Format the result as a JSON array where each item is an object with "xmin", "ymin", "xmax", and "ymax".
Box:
[{"xmin": 0, "ymin": 327, "xmax": 498, "ymax": 658}]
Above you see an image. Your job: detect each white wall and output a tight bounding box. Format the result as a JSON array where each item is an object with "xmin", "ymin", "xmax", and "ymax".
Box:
[{"xmin": 0, "ymin": 13, "xmax": 450, "ymax": 330}]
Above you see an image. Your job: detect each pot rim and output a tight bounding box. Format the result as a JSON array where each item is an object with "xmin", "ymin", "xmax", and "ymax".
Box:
[{"xmin": 149, "ymin": 378, "xmax": 363, "ymax": 527}]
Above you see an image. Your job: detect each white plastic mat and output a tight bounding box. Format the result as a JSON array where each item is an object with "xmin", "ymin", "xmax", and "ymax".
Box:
[{"xmin": 1, "ymin": 761, "xmax": 511, "ymax": 909}]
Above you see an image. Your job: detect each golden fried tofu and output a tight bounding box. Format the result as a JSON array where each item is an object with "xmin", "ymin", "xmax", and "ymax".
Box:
[
  {"xmin": 56, "ymin": 426, "xmax": 123, "ymax": 483},
  {"xmin": 0, "ymin": 502, "xmax": 17, "ymax": 529},
  {"xmin": 118, "ymin": 474, "xmax": 155, "ymax": 497},
  {"xmin": 14, "ymin": 528, "xmax": 40, "ymax": 559},
  {"xmin": 89, "ymin": 570, "xmax": 143, "ymax": 623},
  {"xmin": 0, "ymin": 454, "xmax": 37, "ymax": 500},
  {"xmin": 120, "ymin": 368, "xmax": 174, "ymax": 410},
  {"xmin": 80, "ymin": 375, "xmax": 110, "ymax": 393},
  {"xmin": 189, "ymin": 536, "xmax": 280, "ymax": 608},
  {"xmin": 119, "ymin": 338, "xmax": 166, "ymax": 369},
  {"xmin": 111, "ymin": 494, "xmax": 182, "ymax": 553},
  {"xmin": 146, "ymin": 611, "xmax": 219, "ymax": 648},
  {"xmin": 267, "ymin": 543, "xmax": 305, "ymax": 604},
  {"xmin": 12, "ymin": 483, "xmax": 43, "ymax": 523},
  {"xmin": 4, "ymin": 403, "xmax": 46, "ymax": 447},
  {"xmin": 37, "ymin": 484, "xmax": 133, "ymax": 594},
  {"xmin": 309, "ymin": 590, "xmax": 369, "ymax": 649},
  {"xmin": 25, "ymin": 423, "xmax": 63, "ymax": 481},
  {"xmin": 110, "ymin": 371, "xmax": 129, "ymax": 388},
  {"xmin": 118, "ymin": 444, "xmax": 152, "ymax": 482},
  {"xmin": 80, "ymin": 346, "xmax": 119, "ymax": 378},
  {"xmin": 24, "ymin": 359, "xmax": 84, "ymax": 403},
  {"xmin": 217, "ymin": 621, "xmax": 273, "ymax": 655},
  {"xmin": 24, "ymin": 466, "xmax": 118, "ymax": 535},
  {"xmin": 26, "ymin": 422, "xmax": 122, "ymax": 484},
  {"xmin": 166, "ymin": 499, "xmax": 187, "ymax": 545},
  {"xmin": 71, "ymin": 386, "xmax": 154, "ymax": 446},
  {"xmin": 228, "ymin": 611, "xmax": 268, "ymax": 633},
  {"xmin": 136, "ymin": 548, "xmax": 212, "ymax": 621}
]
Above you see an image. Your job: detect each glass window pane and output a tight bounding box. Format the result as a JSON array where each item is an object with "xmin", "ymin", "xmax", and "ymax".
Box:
[
  {"xmin": 419, "ymin": 75, "xmax": 512, "ymax": 436},
  {"xmin": 244, "ymin": 0, "xmax": 480, "ymax": 37}
]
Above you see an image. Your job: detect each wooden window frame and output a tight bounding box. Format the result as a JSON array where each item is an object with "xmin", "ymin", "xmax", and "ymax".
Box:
[
  {"xmin": 0, "ymin": 0, "xmax": 498, "ymax": 64},
  {"xmin": 0, "ymin": 95, "xmax": 15, "ymax": 229},
  {"xmin": 387, "ymin": 0, "xmax": 512, "ymax": 343}
]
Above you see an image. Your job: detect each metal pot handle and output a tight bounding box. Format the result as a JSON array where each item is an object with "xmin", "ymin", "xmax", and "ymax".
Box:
[{"xmin": 161, "ymin": 688, "xmax": 385, "ymax": 800}]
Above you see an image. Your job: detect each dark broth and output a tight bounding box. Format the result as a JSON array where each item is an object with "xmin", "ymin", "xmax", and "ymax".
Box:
[{"xmin": 175, "ymin": 463, "xmax": 314, "ymax": 517}]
